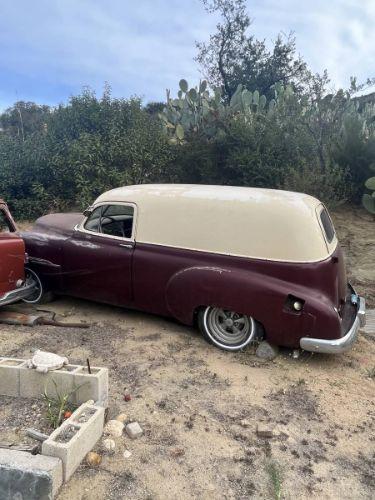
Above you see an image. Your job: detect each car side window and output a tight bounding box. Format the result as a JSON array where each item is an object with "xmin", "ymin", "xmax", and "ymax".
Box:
[
  {"xmin": 0, "ymin": 209, "xmax": 14, "ymax": 233},
  {"xmin": 84, "ymin": 206, "xmax": 103, "ymax": 233},
  {"xmin": 101, "ymin": 204, "xmax": 134, "ymax": 239},
  {"xmin": 320, "ymin": 208, "xmax": 335, "ymax": 243}
]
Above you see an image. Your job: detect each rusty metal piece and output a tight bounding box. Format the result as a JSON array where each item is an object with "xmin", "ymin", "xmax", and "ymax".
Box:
[
  {"xmin": 0, "ymin": 311, "xmax": 40, "ymax": 326},
  {"xmin": 0, "ymin": 310, "xmax": 89, "ymax": 328}
]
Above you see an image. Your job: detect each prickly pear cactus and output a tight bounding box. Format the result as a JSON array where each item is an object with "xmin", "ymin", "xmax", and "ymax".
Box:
[{"xmin": 160, "ymin": 79, "xmax": 277, "ymax": 142}]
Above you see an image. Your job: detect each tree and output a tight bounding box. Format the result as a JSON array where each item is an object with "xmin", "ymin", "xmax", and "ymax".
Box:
[
  {"xmin": 196, "ymin": 0, "xmax": 311, "ymax": 100},
  {"xmin": 0, "ymin": 101, "xmax": 50, "ymax": 140}
]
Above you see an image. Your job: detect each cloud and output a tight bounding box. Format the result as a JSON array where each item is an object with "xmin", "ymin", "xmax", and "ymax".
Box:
[{"xmin": 0, "ymin": 0, "xmax": 373, "ymax": 109}]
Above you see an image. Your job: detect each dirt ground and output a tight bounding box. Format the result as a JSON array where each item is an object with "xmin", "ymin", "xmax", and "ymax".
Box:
[{"xmin": 0, "ymin": 206, "xmax": 374, "ymax": 500}]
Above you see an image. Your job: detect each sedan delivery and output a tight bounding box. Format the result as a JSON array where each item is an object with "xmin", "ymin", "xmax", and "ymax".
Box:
[{"xmin": 21, "ymin": 184, "xmax": 365, "ymax": 353}]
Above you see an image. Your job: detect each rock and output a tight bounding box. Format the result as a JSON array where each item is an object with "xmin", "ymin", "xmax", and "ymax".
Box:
[
  {"xmin": 124, "ymin": 394, "xmax": 132, "ymax": 402},
  {"xmin": 255, "ymin": 341, "xmax": 279, "ymax": 360},
  {"xmin": 256, "ymin": 424, "xmax": 275, "ymax": 438},
  {"xmin": 125, "ymin": 422, "xmax": 143, "ymax": 439},
  {"xmin": 102, "ymin": 438, "xmax": 116, "ymax": 453},
  {"xmin": 116, "ymin": 413, "xmax": 128, "ymax": 423},
  {"xmin": 123, "ymin": 449, "xmax": 132, "ymax": 459},
  {"xmin": 86, "ymin": 399, "xmax": 94, "ymax": 405},
  {"xmin": 86, "ymin": 451, "xmax": 102, "ymax": 466},
  {"xmin": 170, "ymin": 447, "xmax": 185, "ymax": 458},
  {"xmin": 104, "ymin": 420, "xmax": 124, "ymax": 438},
  {"xmin": 240, "ymin": 419, "xmax": 251, "ymax": 428}
]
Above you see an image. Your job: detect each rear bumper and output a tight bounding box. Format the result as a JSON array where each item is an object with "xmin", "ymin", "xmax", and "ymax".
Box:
[
  {"xmin": 0, "ymin": 282, "xmax": 36, "ymax": 307},
  {"xmin": 300, "ymin": 296, "xmax": 366, "ymax": 354}
]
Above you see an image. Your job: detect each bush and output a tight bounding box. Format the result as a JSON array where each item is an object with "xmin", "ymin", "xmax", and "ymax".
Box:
[{"xmin": 280, "ymin": 162, "xmax": 352, "ymax": 207}]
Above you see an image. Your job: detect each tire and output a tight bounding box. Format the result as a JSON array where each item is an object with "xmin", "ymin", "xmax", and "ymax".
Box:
[
  {"xmin": 198, "ymin": 306, "xmax": 257, "ymax": 351},
  {"xmin": 22, "ymin": 267, "xmax": 55, "ymax": 304}
]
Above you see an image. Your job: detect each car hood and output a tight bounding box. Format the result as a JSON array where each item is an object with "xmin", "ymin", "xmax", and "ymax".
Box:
[{"xmin": 33, "ymin": 213, "xmax": 84, "ymax": 234}]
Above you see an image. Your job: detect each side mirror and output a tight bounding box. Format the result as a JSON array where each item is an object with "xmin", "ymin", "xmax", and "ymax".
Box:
[{"xmin": 83, "ymin": 206, "xmax": 93, "ymax": 217}]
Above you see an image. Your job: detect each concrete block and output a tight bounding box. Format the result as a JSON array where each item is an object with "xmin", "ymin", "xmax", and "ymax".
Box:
[
  {"xmin": 0, "ymin": 358, "xmax": 108, "ymax": 407},
  {"xmin": 19, "ymin": 365, "xmax": 80, "ymax": 400},
  {"xmin": 0, "ymin": 448, "xmax": 62, "ymax": 499},
  {"xmin": 42, "ymin": 403, "xmax": 105, "ymax": 481},
  {"xmin": 73, "ymin": 366, "xmax": 109, "ymax": 406},
  {"xmin": 0, "ymin": 358, "xmax": 27, "ymax": 397}
]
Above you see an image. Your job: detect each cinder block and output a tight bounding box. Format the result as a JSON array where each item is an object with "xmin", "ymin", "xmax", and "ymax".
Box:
[
  {"xmin": 42, "ymin": 403, "xmax": 105, "ymax": 481},
  {"xmin": 19, "ymin": 365, "xmax": 80, "ymax": 400},
  {"xmin": 73, "ymin": 366, "xmax": 109, "ymax": 406},
  {"xmin": 0, "ymin": 358, "xmax": 27, "ymax": 397},
  {"xmin": 0, "ymin": 358, "xmax": 108, "ymax": 406},
  {"xmin": 0, "ymin": 448, "xmax": 63, "ymax": 499}
]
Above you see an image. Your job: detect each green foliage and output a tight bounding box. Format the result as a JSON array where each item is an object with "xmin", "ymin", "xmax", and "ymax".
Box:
[
  {"xmin": 266, "ymin": 460, "xmax": 283, "ymax": 500},
  {"xmin": 0, "ymin": 77, "xmax": 373, "ymax": 220},
  {"xmin": 0, "ymin": 87, "xmax": 174, "ymax": 217},
  {"xmin": 160, "ymin": 79, "xmax": 273, "ymax": 142},
  {"xmin": 42, "ymin": 379, "xmax": 83, "ymax": 429},
  {"xmin": 196, "ymin": 0, "xmax": 311, "ymax": 101},
  {"xmin": 363, "ymin": 176, "xmax": 375, "ymax": 214},
  {"xmin": 160, "ymin": 78, "xmax": 374, "ymax": 207}
]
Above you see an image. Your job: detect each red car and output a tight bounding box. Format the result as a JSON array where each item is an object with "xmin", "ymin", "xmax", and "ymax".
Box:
[{"xmin": 0, "ymin": 200, "xmax": 36, "ymax": 306}]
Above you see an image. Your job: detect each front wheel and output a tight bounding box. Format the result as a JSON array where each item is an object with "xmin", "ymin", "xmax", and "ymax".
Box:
[
  {"xmin": 198, "ymin": 306, "xmax": 257, "ymax": 351},
  {"xmin": 22, "ymin": 268, "xmax": 54, "ymax": 304}
]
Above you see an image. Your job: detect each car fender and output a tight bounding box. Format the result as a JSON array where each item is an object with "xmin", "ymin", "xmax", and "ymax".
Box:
[{"xmin": 165, "ymin": 265, "xmax": 340, "ymax": 346}]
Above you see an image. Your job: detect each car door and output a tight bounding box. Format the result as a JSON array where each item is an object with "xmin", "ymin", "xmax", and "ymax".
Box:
[
  {"xmin": 61, "ymin": 202, "xmax": 136, "ymax": 306},
  {"xmin": 0, "ymin": 205, "xmax": 25, "ymax": 295}
]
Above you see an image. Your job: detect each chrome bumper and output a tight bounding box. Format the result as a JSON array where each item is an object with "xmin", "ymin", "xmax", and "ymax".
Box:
[
  {"xmin": 300, "ymin": 297, "xmax": 366, "ymax": 354},
  {"xmin": 0, "ymin": 282, "xmax": 36, "ymax": 307}
]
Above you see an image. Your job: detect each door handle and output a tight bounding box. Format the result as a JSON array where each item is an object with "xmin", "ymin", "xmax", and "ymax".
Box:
[{"xmin": 119, "ymin": 243, "xmax": 133, "ymax": 249}]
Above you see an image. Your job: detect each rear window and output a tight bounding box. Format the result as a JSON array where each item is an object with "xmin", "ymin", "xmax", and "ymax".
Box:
[{"xmin": 320, "ymin": 208, "xmax": 335, "ymax": 243}]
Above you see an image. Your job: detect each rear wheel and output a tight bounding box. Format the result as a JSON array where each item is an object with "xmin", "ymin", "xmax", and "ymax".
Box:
[
  {"xmin": 22, "ymin": 268, "xmax": 54, "ymax": 304},
  {"xmin": 198, "ymin": 306, "xmax": 257, "ymax": 351}
]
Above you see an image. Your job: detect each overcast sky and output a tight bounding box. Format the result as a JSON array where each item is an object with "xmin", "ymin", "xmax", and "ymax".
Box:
[{"xmin": 0, "ymin": 0, "xmax": 374, "ymax": 109}]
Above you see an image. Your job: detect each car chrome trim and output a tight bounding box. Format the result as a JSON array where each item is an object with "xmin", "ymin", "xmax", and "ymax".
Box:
[
  {"xmin": 0, "ymin": 282, "xmax": 37, "ymax": 306},
  {"xmin": 300, "ymin": 296, "xmax": 366, "ymax": 354},
  {"xmin": 28, "ymin": 256, "xmax": 61, "ymax": 269}
]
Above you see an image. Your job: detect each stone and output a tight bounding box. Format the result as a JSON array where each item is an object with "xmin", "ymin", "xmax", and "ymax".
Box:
[
  {"xmin": 240, "ymin": 419, "xmax": 251, "ymax": 428},
  {"xmin": 123, "ymin": 450, "xmax": 132, "ymax": 459},
  {"xmin": 255, "ymin": 341, "xmax": 279, "ymax": 360},
  {"xmin": 256, "ymin": 424, "xmax": 275, "ymax": 438},
  {"xmin": 125, "ymin": 422, "xmax": 143, "ymax": 439},
  {"xmin": 0, "ymin": 449, "xmax": 62, "ymax": 499},
  {"xmin": 86, "ymin": 452, "xmax": 102, "ymax": 466},
  {"xmin": 115, "ymin": 413, "xmax": 128, "ymax": 423},
  {"xmin": 104, "ymin": 420, "xmax": 124, "ymax": 438},
  {"xmin": 102, "ymin": 438, "xmax": 116, "ymax": 453}
]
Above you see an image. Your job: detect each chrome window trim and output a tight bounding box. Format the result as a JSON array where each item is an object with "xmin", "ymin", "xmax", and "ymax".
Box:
[{"xmin": 75, "ymin": 201, "xmax": 137, "ymax": 243}]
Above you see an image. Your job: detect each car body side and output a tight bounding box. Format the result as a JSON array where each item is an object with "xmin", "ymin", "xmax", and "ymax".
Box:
[{"xmin": 20, "ymin": 184, "xmax": 358, "ymax": 349}]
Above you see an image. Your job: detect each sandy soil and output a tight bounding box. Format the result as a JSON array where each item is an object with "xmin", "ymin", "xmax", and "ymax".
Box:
[{"xmin": 0, "ymin": 205, "xmax": 373, "ymax": 500}]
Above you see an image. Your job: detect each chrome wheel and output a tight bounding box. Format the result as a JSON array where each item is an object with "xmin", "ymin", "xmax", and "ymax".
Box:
[
  {"xmin": 22, "ymin": 268, "xmax": 43, "ymax": 304},
  {"xmin": 201, "ymin": 307, "xmax": 256, "ymax": 351}
]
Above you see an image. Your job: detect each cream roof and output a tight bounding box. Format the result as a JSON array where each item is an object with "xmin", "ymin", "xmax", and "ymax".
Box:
[{"xmin": 94, "ymin": 184, "xmax": 336, "ymax": 262}]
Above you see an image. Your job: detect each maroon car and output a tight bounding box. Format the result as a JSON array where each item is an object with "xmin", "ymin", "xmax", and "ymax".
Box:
[
  {"xmin": 0, "ymin": 200, "xmax": 35, "ymax": 306},
  {"xmin": 21, "ymin": 184, "xmax": 365, "ymax": 353}
]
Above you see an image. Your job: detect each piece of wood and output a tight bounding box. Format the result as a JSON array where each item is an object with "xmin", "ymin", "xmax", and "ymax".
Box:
[{"xmin": 26, "ymin": 428, "xmax": 49, "ymax": 442}]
